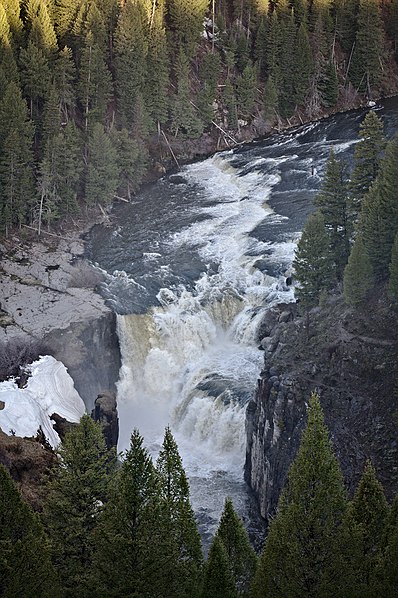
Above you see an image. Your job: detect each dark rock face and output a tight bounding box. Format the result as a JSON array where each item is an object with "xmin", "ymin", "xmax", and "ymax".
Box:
[
  {"xmin": 245, "ymin": 294, "xmax": 398, "ymax": 520},
  {"xmin": 43, "ymin": 311, "xmax": 121, "ymax": 412},
  {"xmin": 91, "ymin": 391, "xmax": 119, "ymax": 449}
]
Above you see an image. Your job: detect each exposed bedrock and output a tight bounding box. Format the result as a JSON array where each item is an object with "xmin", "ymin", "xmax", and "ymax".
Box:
[
  {"xmin": 245, "ymin": 295, "xmax": 398, "ymax": 520},
  {"xmin": 0, "ymin": 236, "xmax": 121, "ymax": 412}
]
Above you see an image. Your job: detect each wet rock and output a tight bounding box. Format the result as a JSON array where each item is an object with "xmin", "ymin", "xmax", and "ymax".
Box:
[
  {"xmin": 169, "ymin": 174, "xmax": 188, "ymax": 185},
  {"xmin": 91, "ymin": 391, "xmax": 119, "ymax": 449}
]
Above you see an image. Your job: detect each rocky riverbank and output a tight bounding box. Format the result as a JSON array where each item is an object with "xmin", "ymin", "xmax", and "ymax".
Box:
[{"xmin": 245, "ymin": 293, "xmax": 398, "ymax": 521}]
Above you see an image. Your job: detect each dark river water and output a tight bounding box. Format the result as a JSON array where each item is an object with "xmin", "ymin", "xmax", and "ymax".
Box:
[{"xmin": 87, "ymin": 97, "xmax": 398, "ymax": 549}]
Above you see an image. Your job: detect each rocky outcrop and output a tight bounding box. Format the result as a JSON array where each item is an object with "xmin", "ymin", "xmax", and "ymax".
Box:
[
  {"xmin": 0, "ymin": 235, "xmax": 121, "ymax": 412},
  {"xmin": 245, "ymin": 294, "xmax": 398, "ymax": 520},
  {"xmin": 91, "ymin": 391, "xmax": 119, "ymax": 449}
]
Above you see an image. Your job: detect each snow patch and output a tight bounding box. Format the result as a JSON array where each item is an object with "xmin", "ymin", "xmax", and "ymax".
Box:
[{"xmin": 0, "ymin": 355, "xmax": 85, "ymax": 447}]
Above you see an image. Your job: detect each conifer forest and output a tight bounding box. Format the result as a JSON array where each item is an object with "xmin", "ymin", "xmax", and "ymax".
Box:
[{"xmin": 1, "ymin": 1, "xmax": 398, "ymax": 597}]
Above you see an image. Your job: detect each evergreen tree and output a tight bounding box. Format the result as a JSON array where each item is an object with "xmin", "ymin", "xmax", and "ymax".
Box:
[
  {"xmin": 350, "ymin": 0, "xmax": 384, "ymax": 96},
  {"xmin": 42, "ymin": 85, "xmax": 62, "ymax": 144},
  {"xmin": 360, "ymin": 134, "xmax": 398, "ymax": 280},
  {"xmin": 85, "ymin": 122, "xmax": 119, "ymax": 206},
  {"xmin": 54, "ymin": 46, "xmax": 76, "ymax": 123},
  {"xmin": 1, "ymin": 0, "xmax": 23, "ymax": 43},
  {"xmin": 389, "ymin": 232, "xmax": 398, "ymax": 306},
  {"xmin": 372, "ymin": 493, "xmax": 398, "ymax": 596},
  {"xmin": 319, "ymin": 60, "xmax": 339, "ymax": 108},
  {"xmin": 114, "ymin": 0, "xmax": 148, "ymax": 130},
  {"xmin": 146, "ymin": 1, "xmax": 169, "ymax": 128},
  {"xmin": 166, "ymin": 0, "xmax": 210, "ymax": 57},
  {"xmin": 334, "ymin": 0, "xmax": 359, "ymax": 53},
  {"xmin": 43, "ymin": 415, "xmax": 115, "ymax": 597},
  {"xmin": 349, "ymin": 460, "xmax": 390, "ymax": 589},
  {"xmin": 216, "ymin": 497, "xmax": 257, "ymax": 595},
  {"xmin": 0, "ymin": 465, "xmax": 60, "ymax": 598},
  {"xmin": 315, "ymin": 149, "xmax": 350, "ymax": 278},
  {"xmin": 111, "ymin": 127, "xmax": 148, "ymax": 200},
  {"xmin": 202, "ymin": 535, "xmax": 238, "ymax": 598},
  {"xmin": 263, "ymin": 74, "xmax": 278, "ymax": 122},
  {"xmin": 350, "ymin": 110, "xmax": 386, "ymax": 221},
  {"xmin": 236, "ymin": 62, "xmax": 257, "ymax": 120},
  {"xmin": 93, "ymin": 429, "xmax": 170, "ymax": 597},
  {"xmin": 78, "ymin": 33, "xmax": 113, "ymax": 131},
  {"xmin": 19, "ymin": 41, "xmax": 51, "ymax": 121},
  {"xmin": 251, "ymin": 392, "xmax": 348, "ymax": 598},
  {"xmin": 172, "ymin": 50, "xmax": 203, "ymax": 138},
  {"xmin": 294, "ymin": 21, "xmax": 313, "ymax": 107},
  {"xmin": 276, "ymin": 0, "xmax": 296, "ymax": 117},
  {"xmin": 25, "ymin": 0, "xmax": 58, "ymax": 55},
  {"xmin": 343, "ymin": 235, "xmax": 374, "ymax": 307},
  {"xmin": 157, "ymin": 426, "xmax": 203, "ymax": 597},
  {"xmin": 224, "ymin": 77, "xmax": 238, "ymax": 130},
  {"xmin": 293, "ymin": 211, "xmax": 335, "ymax": 308}
]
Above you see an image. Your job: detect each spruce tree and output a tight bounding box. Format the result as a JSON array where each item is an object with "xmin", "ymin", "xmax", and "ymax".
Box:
[
  {"xmin": 251, "ymin": 392, "xmax": 348, "ymax": 598},
  {"xmin": 349, "ymin": 460, "xmax": 390, "ymax": 589},
  {"xmin": 166, "ymin": 0, "xmax": 210, "ymax": 57},
  {"xmin": 236, "ymin": 62, "xmax": 257, "ymax": 120},
  {"xmin": 224, "ymin": 77, "xmax": 238, "ymax": 130},
  {"xmin": 111, "ymin": 127, "xmax": 148, "ymax": 200},
  {"xmin": 315, "ymin": 149, "xmax": 350, "ymax": 279},
  {"xmin": 172, "ymin": 50, "xmax": 203, "ymax": 138},
  {"xmin": 157, "ymin": 427, "xmax": 203, "ymax": 597},
  {"xmin": 0, "ymin": 465, "xmax": 60, "ymax": 598},
  {"xmin": 294, "ymin": 21, "xmax": 313, "ymax": 107},
  {"xmin": 263, "ymin": 74, "xmax": 278, "ymax": 122},
  {"xmin": 43, "ymin": 415, "xmax": 115, "ymax": 598},
  {"xmin": 389, "ymin": 232, "xmax": 398, "ymax": 306},
  {"xmin": 93, "ymin": 429, "xmax": 170, "ymax": 597},
  {"xmin": 343, "ymin": 235, "xmax": 374, "ymax": 307},
  {"xmin": 146, "ymin": 1, "xmax": 169, "ymax": 129},
  {"xmin": 216, "ymin": 497, "xmax": 257, "ymax": 595},
  {"xmin": 372, "ymin": 493, "xmax": 398, "ymax": 596},
  {"xmin": 54, "ymin": 46, "xmax": 76, "ymax": 123},
  {"xmin": 293, "ymin": 211, "xmax": 335, "ymax": 308},
  {"xmin": 19, "ymin": 41, "xmax": 51, "ymax": 121},
  {"xmin": 85, "ymin": 122, "xmax": 119, "ymax": 206},
  {"xmin": 350, "ymin": 110, "xmax": 386, "ymax": 222},
  {"xmin": 25, "ymin": 0, "xmax": 58, "ymax": 55},
  {"xmin": 202, "ymin": 535, "xmax": 238, "ymax": 598},
  {"xmin": 349, "ymin": 0, "xmax": 384, "ymax": 96}
]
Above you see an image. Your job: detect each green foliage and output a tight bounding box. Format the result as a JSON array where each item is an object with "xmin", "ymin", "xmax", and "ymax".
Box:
[
  {"xmin": 236, "ymin": 62, "xmax": 257, "ymax": 119},
  {"xmin": 146, "ymin": 2, "xmax": 169, "ymax": 128},
  {"xmin": 202, "ymin": 535, "xmax": 238, "ymax": 598},
  {"xmin": 372, "ymin": 493, "xmax": 398, "ymax": 595},
  {"xmin": 19, "ymin": 41, "xmax": 51, "ymax": 120},
  {"xmin": 293, "ymin": 211, "xmax": 335, "ymax": 308},
  {"xmin": 85, "ymin": 122, "xmax": 119, "ymax": 205},
  {"xmin": 172, "ymin": 50, "xmax": 203, "ymax": 138},
  {"xmin": 216, "ymin": 497, "xmax": 257, "ymax": 594},
  {"xmin": 315, "ymin": 149, "xmax": 350, "ymax": 278},
  {"xmin": 263, "ymin": 74, "xmax": 278, "ymax": 121},
  {"xmin": 294, "ymin": 21, "xmax": 313, "ymax": 107},
  {"xmin": 350, "ymin": 110, "xmax": 386, "ymax": 221},
  {"xmin": 111, "ymin": 127, "xmax": 148, "ymax": 200},
  {"xmin": 0, "ymin": 465, "xmax": 60, "ymax": 598},
  {"xmin": 320, "ymin": 60, "xmax": 339, "ymax": 108},
  {"xmin": 93, "ymin": 429, "xmax": 169, "ymax": 597},
  {"xmin": 157, "ymin": 426, "xmax": 203, "ymax": 597},
  {"xmin": 166, "ymin": 0, "xmax": 209, "ymax": 57},
  {"xmin": 224, "ymin": 77, "xmax": 238, "ymax": 130},
  {"xmin": 343, "ymin": 235, "xmax": 374, "ymax": 307},
  {"xmin": 251, "ymin": 392, "xmax": 348, "ymax": 598},
  {"xmin": 43, "ymin": 415, "xmax": 115, "ymax": 597},
  {"xmin": 54, "ymin": 46, "xmax": 76, "ymax": 123},
  {"xmin": 389, "ymin": 232, "xmax": 398, "ymax": 306}
]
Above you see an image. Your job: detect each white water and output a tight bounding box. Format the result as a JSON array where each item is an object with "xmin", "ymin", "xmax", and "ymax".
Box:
[{"xmin": 115, "ymin": 151, "xmax": 298, "ymax": 526}]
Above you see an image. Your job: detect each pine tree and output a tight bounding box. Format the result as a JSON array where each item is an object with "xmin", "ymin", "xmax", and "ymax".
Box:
[
  {"xmin": 334, "ymin": 0, "xmax": 359, "ymax": 53},
  {"xmin": 19, "ymin": 41, "xmax": 51, "ymax": 121},
  {"xmin": 85, "ymin": 122, "xmax": 119, "ymax": 206},
  {"xmin": 224, "ymin": 77, "xmax": 238, "ymax": 130},
  {"xmin": 157, "ymin": 427, "xmax": 203, "ymax": 597},
  {"xmin": 350, "ymin": 110, "xmax": 386, "ymax": 222},
  {"xmin": 172, "ymin": 50, "xmax": 203, "ymax": 138},
  {"xmin": 343, "ymin": 235, "xmax": 374, "ymax": 307},
  {"xmin": 263, "ymin": 74, "xmax": 278, "ymax": 122},
  {"xmin": 114, "ymin": 0, "xmax": 148, "ymax": 130},
  {"xmin": 0, "ymin": 465, "xmax": 60, "ymax": 598},
  {"xmin": 350, "ymin": 0, "xmax": 384, "ymax": 96},
  {"xmin": 166, "ymin": 0, "xmax": 209, "ymax": 57},
  {"xmin": 93, "ymin": 429, "xmax": 170, "ymax": 597},
  {"xmin": 202, "ymin": 535, "xmax": 238, "ymax": 598},
  {"xmin": 372, "ymin": 493, "xmax": 398, "ymax": 595},
  {"xmin": 315, "ymin": 149, "xmax": 350, "ymax": 278},
  {"xmin": 349, "ymin": 460, "xmax": 390, "ymax": 589},
  {"xmin": 236, "ymin": 62, "xmax": 257, "ymax": 120},
  {"xmin": 294, "ymin": 21, "xmax": 313, "ymax": 107},
  {"xmin": 42, "ymin": 85, "xmax": 62, "ymax": 144},
  {"xmin": 146, "ymin": 1, "xmax": 169, "ymax": 128},
  {"xmin": 111, "ymin": 127, "xmax": 148, "ymax": 200},
  {"xmin": 293, "ymin": 211, "xmax": 335, "ymax": 308},
  {"xmin": 216, "ymin": 497, "xmax": 257, "ymax": 595},
  {"xmin": 276, "ymin": 0, "xmax": 297, "ymax": 117},
  {"xmin": 54, "ymin": 46, "xmax": 76, "ymax": 123},
  {"xmin": 389, "ymin": 232, "xmax": 398, "ymax": 306},
  {"xmin": 1, "ymin": 0, "xmax": 23, "ymax": 43},
  {"xmin": 319, "ymin": 60, "xmax": 339, "ymax": 108},
  {"xmin": 25, "ymin": 0, "xmax": 58, "ymax": 55},
  {"xmin": 360, "ymin": 134, "xmax": 398, "ymax": 280},
  {"xmin": 251, "ymin": 392, "xmax": 348, "ymax": 598},
  {"xmin": 43, "ymin": 415, "xmax": 115, "ymax": 597}
]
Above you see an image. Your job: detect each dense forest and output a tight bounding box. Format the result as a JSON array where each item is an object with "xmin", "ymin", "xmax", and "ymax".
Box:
[
  {"xmin": 1, "ymin": 396, "xmax": 397, "ymax": 597},
  {"xmin": 0, "ymin": 0, "xmax": 398, "ymax": 235}
]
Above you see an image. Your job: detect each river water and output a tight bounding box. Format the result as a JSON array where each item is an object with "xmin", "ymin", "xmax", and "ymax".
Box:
[{"xmin": 87, "ymin": 97, "xmax": 398, "ymax": 547}]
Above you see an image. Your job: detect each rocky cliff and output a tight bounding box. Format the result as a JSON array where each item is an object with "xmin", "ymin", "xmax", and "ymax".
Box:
[
  {"xmin": 245, "ymin": 293, "xmax": 398, "ymax": 520},
  {"xmin": 0, "ymin": 233, "xmax": 121, "ymax": 412}
]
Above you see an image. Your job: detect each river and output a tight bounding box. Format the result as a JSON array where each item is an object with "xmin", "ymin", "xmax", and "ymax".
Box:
[{"xmin": 86, "ymin": 97, "xmax": 398, "ymax": 548}]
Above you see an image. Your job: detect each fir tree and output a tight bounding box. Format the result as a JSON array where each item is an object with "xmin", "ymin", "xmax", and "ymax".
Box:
[
  {"xmin": 111, "ymin": 127, "xmax": 148, "ymax": 200},
  {"xmin": 293, "ymin": 211, "xmax": 335, "ymax": 308},
  {"xmin": 19, "ymin": 41, "xmax": 51, "ymax": 121},
  {"xmin": 93, "ymin": 429, "xmax": 170, "ymax": 597},
  {"xmin": 350, "ymin": 0, "xmax": 384, "ymax": 96},
  {"xmin": 43, "ymin": 415, "xmax": 115, "ymax": 598},
  {"xmin": 315, "ymin": 149, "xmax": 350, "ymax": 279},
  {"xmin": 350, "ymin": 110, "xmax": 386, "ymax": 222},
  {"xmin": 236, "ymin": 62, "xmax": 257, "ymax": 120},
  {"xmin": 166, "ymin": 0, "xmax": 211, "ymax": 57},
  {"xmin": 294, "ymin": 21, "xmax": 313, "ymax": 107},
  {"xmin": 202, "ymin": 535, "xmax": 238, "ymax": 598},
  {"xmin": 343, "ymin": 235, "xmax": 374, "ymax": 307},
  {"xmin": 54, "ymin": 46, "xmax": 76, "ymax": 123},
  {"xmin": 25, "ymin": 0, "xmax": 58, "ymax": 55},
  {"xmin": 263, "ymin": 74, "xmax": 278, "ymax": 122},
  {"xmin": 216, "ymin": 497, "xmax": 257, "ymax": 595},
  {"xmin": 372, "ymin": 493, "xmax": 398, "ymax": 595},
  {"xmin": 172, "ymin": 50, "xmax": 203, "ymax": 138},
  {"xmin": 157, "ymin": 427, "xmax": 203, "ymax": 597},
  {"xmin": 146, "ymin": 1, "xmax": 169, "ymax": 128},
  {"xmin": 349, "ymin": 460, "xmax": 390, "ymax": 589},
  {"xmin": 0, "ymin": 465, "xmax": 60, "ymax": 598},
  {"xmin": 251, "ymin": 392, "xmax": 348, "ymax": 598},
  {"xmin": 389, "ymin": 232, "xmax": 398, "ymax": 306},
  {"xmin": 276, "ymin": 0, "xmax": 296, "ymax": 117},
  {"xmin": 319, "ymin": 60, "xmax": 339, "ymax": 108},
  {"xmin": 85, "ymin": 122, "xmax": 119, "ymax": 206},
  {"xmin": 224, "ymin": 77, "xmax": 238, "ymax": 130}
]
